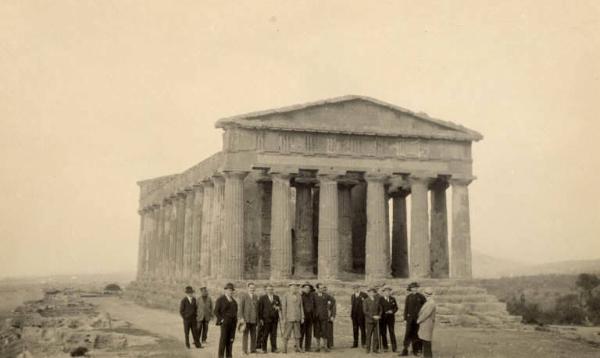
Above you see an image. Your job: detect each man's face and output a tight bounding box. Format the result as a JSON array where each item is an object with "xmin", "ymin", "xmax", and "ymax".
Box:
[
  {"xmin": 225, "ymin": 288, "xmax": 232, "ymax": 296},
  {"xmin": 383, "ymin": 289, "xmax": 390, "ymax": 297},
  {"xmin": 266, "ymin": 286, "xmax": 274, "ymax": 295},
  {"xmin": 410, "ymin": 287, "xmax": 418, "ymax": 293},
  {"xmin": 367, "ymin": 290, "xmax": 374, "ymax": 299},
  {"xmin": 248, "ymin": 284, "xmax": 256, "ymax": 294},
  {"xmin": 292, "ymin": 285, "xmax": 299, "ymax": 294},
  {"xmin": 302, "ymin": 286, "xmax": 310, "ymax": 294},
  {"xmin": 322, "ymin": 286, "xmax": 328, "ymax": 293},
  {"xmin": 200, "ymin": 288, "xmax": 208, "ymax": 296},
  {"xmin": 353, "ymin": 287, "xmax": 359, "ymax": 294}
]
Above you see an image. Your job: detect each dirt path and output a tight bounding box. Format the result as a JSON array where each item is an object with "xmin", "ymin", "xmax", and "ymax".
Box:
[{"xmin": 88, "ymin": 297, "xmax": 600, "ymax": 358}]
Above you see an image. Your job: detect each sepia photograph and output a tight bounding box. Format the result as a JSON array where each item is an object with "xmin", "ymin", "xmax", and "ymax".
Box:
[{"xmin": 1, "ymin": 1, "xmax": 599, "ymax": 357}]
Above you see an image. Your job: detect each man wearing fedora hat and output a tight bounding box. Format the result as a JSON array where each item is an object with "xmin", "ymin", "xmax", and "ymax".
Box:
[
  {"xmin": 379, "ymin": 285, "xmax": 399, "ymax": 352},
  {"xmin": 214, "ymin": 282, "xmax": 238, "ymax": 358},
  {"xmin": 363, "ymin": 287, "xmax": 382, "ymax": 354},
  {"xmin": 196, "ymin": 285, "xmax": 213, "ymax": 346},
  {"xmin": 299, "ymin": 282, "xmax": 315, "ymax": 352},
  {"xmin": 350, "ymin": 284, "xmax": 367, "ymax": 348},
  {"xmin": 400, "ymin": 282, "xmax": 426, "ymax": 356},
  {"xmin": 180, "ymin": 286, "xmax": 202, "ymax": 349},
  {"xmin": 238, "ymin": 282, "xmax": 259, "ymax": 354}
]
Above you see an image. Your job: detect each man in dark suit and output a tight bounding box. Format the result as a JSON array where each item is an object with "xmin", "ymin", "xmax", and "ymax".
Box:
[
  {"xmin": 313, "ymin": 283, "xmax": 333, "ymax": 352},
  {"xmin": 257, "ymin": 284, "xmax": 280, "ymax": 353},
  {"xmin": 363, "ymin": 287, "xmax": 382, "ymax": 354},
  {"xmin": 214, "ymin": 282, "xmax": 238, "ymax": 358},
  {"xmin": 379, "ymin": 285, "xmax": 399, "ymax": 352},
  {"xmin": 401, "ymin": 282, "xmax": 426, "ymax": 356},
  {"xmin": 299, "ymin": 282, "xmax": 315, "ymax": 352},
  {"xmin": 179, "ymin": 286, "xmax": 202, "ymax": 349},
  {"xmin": 350, "ymin": 284, "xmax": 367, "ymax": 348},
  {"xmin": 322, "ymin": 286, "xmax": 336, "ymax": 349}
]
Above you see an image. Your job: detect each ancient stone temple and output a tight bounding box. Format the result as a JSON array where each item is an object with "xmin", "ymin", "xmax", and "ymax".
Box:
[{"xmin": 135, "ymin": 95, "xmax": 482, "ymax": 283}]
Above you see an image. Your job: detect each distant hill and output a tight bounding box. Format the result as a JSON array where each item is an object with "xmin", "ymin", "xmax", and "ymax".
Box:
[{"xmin": 473, "ymin": 251, "xmax": 600, "ymax": 278}]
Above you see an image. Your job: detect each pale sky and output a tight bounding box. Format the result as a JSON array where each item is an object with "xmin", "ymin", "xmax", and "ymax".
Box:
[{"xmin": 1, "ymin": 0, "xmax": 599, "ymax": 277}]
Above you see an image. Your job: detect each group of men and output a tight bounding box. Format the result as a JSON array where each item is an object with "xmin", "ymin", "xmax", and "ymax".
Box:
[
  {"xmin": 179, "ymin": 281, "xmax": 436, "ymax": 358},
  {"xmin": 352, "ymin": 281, "xmax": 436, "ymax": 356}
]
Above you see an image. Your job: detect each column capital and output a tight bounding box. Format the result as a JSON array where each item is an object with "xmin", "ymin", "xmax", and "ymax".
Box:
[
  {"xmin": 317, "ymin": 173, "xmax": 339, "ymax": 184},
  {"xmin": 201, "ymin": 178, "xmax": 214, "ymax": 187},
  {"xmin": 364, "ymin": 173, "xmax": 389, "ymax": 183},
  {"xmin": 271, "ymin": 172, "xmax": 293, "ymax": 181},
  {"xmin": 192, "ymin": 182, "xmax": 204, "ymax": 191},
  {"xmin": 429, "ymin": 177, "xmax": 450, "ymax": 191},
  {"xmin": 449, "ymin": 176, "xmax": 475, "ymax": 186},
  {"xmin": 408, "ymin": 174, "xmax": 435, "ymax": 186},
  {"xmin": 223, "ymin": 170, "xmax": 249, "ymax": 180},
  {"xmin": 211, "ymin": 174, "xmax": 225, "ymax": 185}
]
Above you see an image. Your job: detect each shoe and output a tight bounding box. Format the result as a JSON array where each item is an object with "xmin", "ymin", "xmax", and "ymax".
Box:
[
  {"xmin": 400, "ymin": 349, "xmax": 409, "ymax": 356},
  {"xmin": 352, "ymin": 344, "xmax": 358, "ymax": 348}
]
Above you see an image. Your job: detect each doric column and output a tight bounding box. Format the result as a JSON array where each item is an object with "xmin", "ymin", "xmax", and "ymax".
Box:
[
  {"xmin": 149, "ymin": 205, "xmax": 160, "ymax": 278},
  {"xmin": 159, "ymin": 200, "xmax": 169, "ymax": 278},
  {"xmin": 145, "ymin": 207, "xmax": 157, "ymax": 277},
  {"xmin": 168, "ymin": 196, "xmax": 178, "ymax": 279},
  {"xmin": 318, "ymin": 174, "xmax": 339, "ymax": 280},
  {"xmin": 222, "ymin": 171, "xmax": 249, "ymax": 280},
  {"xmin": 338, "ymin": 182, "xmax": 354, "ymax": 273},
  {"xmin": 175, "ymin": 192, "xmax": 186, "ymax": 280},
  {"xmin": 258, "ymin": 178, "xmax": 273, "ymax": 278},
  {"xmin": 294, "ymin": 181, "xmax": 315, "ymax": 277},
  {"xmin": 270, "ymin": 173, "xmax": 292, "ymax": 280},
  {"xmin": 210, "ymin": 175, "xmax": 225, "ymax": 279},
  {"xmin": 365, "ymin": 174, "xmax": 390, "ymax": 280},
  {"xmin": 450, "ymin": 177, "xmax": 473, "ymax": 278},
  {"xmin": 351, "ymin": 182, "xmax": 367, "ymax": 272},
  {"xmin": 409, "ymin": 175, "xmax": 433, "ymax": 278},
  {"xmin": 430, "ymin": 179, "xmax": 449, "ymax": 278},
  {"xmin": 136, "ymin": 209, "xmax": 146, "ymax": 280},
  {"xmin": 190, "ymin": 184, "xmax": 204, "ymax": 277},
  {"xmin": 154, "ymin": 204, "xmax": 164, "ymax": 278},
  {"xmin": 182, "ymin": 188, "xmax": 195, "ymax": 279},
  {"xmin": 391, "ymin": 189, "xmax": 410, "ymax": 278},
  {"xmin": 199, "ymin": 180, "xmax": 213, "ymax": 277}
]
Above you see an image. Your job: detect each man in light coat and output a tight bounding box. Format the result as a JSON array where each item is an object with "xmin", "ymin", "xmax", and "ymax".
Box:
[
  {"xmin": 238, "ymin": 282, "xmax": 259, "ymax": 354},
  {"xmin": 196, "ymin": 286, "xmax": 213, "ymax": 345},
  {"xmin": 281, "ymin": 282, "xmax": 305, "ymax": 353},
  {"xmin": 417, "ymin": 288, "xmax": 437, "ymax": 358}
]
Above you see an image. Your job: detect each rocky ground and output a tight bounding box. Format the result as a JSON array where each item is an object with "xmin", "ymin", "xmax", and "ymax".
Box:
[{"xmin": 0, "ymin": 289, "xmax": 189, "ymax": 357}]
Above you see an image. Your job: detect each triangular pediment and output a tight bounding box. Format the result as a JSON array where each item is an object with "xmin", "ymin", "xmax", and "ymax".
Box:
[{"xmin": 216, "ymin": 95, "xmax": 482, "ymax": 141}]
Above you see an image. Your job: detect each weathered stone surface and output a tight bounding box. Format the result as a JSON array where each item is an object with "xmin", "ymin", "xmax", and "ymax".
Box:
[
  {"xmin": 365, "ymin": 174, "xmax": 390, "ymax": 280},
  {"xmin": 210, "ymin": 176, "xmax": 225, "ymax": 279},
  {"xmin": 294, "ymin": 182, "xmax": 315, "ymax": 277},
  {"xmin": 270, "ymin": 173, "xmax": 292, "ymax": 280},
  {"xmin": 222, "ymin": 171, "xmax": 248, "ymax": 279},
  {"xmin": 410, "ymin": 176, "xmax": 432, "ymax": 278},
  {"xmin": 317, "ymin": 174, "xmax": 339, "ymax": 280},
  {"xmin": 430, "ymin": 179, "xmax": 449, "ymax": 278},
  {"xmin": 451, "ymin": 177, "xmax": 473, "ymax": 278},
  {"xmin": 134, "ymin": 96, "xmax": 481, "ymax": 283},
  {"xmin": 199, "ymin": 180, "xmax": 213, "ymax": 277}
]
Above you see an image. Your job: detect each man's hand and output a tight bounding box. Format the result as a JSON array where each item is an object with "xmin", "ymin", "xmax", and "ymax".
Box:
[
  {"xmin": 239, "ymin": 318, "xmax": 245, "ymax": 324},
  {"xmin": 301, "ymin": 319, "xmax": 304, "ymax": 324},
  {"xmin": 386, "ymin": 310, "xmax": 394, "ymax": 314},
  {"xmin": 373, "ymin": 315, "xmax": 380, "ymax": 320},
  {"xmin": 329, "ymin": 317, "xmax": 335, "ymax": 322}
]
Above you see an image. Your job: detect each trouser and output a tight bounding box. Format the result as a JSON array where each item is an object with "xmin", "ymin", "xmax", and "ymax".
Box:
[
  {"xmin": 352, "ymin": 318, "xmax": 366, "ymax": 346},
  {"xmin": 326, "ymin": 320, "xmax": 334, "ymax": 348},
  {"xmin": 403, "ymin": 320, "xmax": 422, "ymax": 353},
  {"xmin": 283, "ymin": 321, "xmax": 301, "ymax": 350},
  {"xmin": 365, "ymin": 322, "xmax": 379, "ymax": 352},
  {"xmin": 300, "ymin": 315, "xmax": 313, "ymax": 350},
  {"xmin": 197, "ymin": 319, "xmax": 209, "ymax": 343},
  {"xmin": 242, "ymin": 322, "xmax": 257, "ymax": 353},
  {"xmin": 313, "ymin": 318, "xmax": 328, "ymax": 341},
  {"xmin": 422, "ymin": 340, "xmax": 433, "ymax": 358},
  {"xmin": 380, "ymin": 315, "xmax": 397, "ymax": 351},
  {"xmin": 183, "ymin": 317, "xmax": 200, "ymax": 347},
  {"xmin": 218, "ymin": 319, "xmax": 237, "ymax": 358},
  {"xmin": 260, "ymin": 321, "xmax": 278, "ymax": 352}
]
